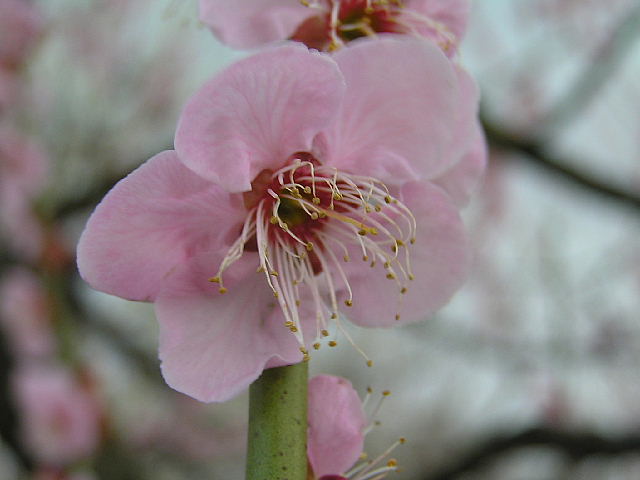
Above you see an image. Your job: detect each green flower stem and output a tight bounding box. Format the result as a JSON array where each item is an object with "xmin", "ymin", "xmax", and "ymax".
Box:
[{"xmin": 246, "ymin": 361, "xmax": 309, "ymax": 480}]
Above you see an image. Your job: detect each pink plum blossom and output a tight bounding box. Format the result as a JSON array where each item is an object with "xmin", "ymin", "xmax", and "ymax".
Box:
[
  {"xmin": 0, "ymin": 126, "xmax": 48, "ymax": 259},
  {"xmin": 0, "ymin": 267, "xmax": 55, "ymax": 359},
  {"xmin": 12, "ymin": 365, "xmax": 101, "ymax": 466},
  {"xmin": 199, "ymin": 0, "xmax": 470, "ymax": 55},
  {"xmin": 308, "ymin": 375, "xmax": 401, "ymax": 479},
  {"xmin": 0, "ymin": 0, "xmax": 44, "ymax": 71},
  {"xmin": 77, "ymin": 38, "xmax": 482, "ymax": 402}
]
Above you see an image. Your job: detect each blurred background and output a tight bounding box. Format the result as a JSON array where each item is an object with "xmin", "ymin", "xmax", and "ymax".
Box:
[{"xmin": 1, "ymin": 0, "xmax": 640, "ymax": 479}]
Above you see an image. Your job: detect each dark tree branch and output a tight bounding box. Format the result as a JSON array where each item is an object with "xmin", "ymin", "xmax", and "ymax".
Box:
[
  {"xmin": 423, "ymin": 427, "xmax": 640, "ymax": 480},
  {"xmin": 482, "ymin": 116, "xmax": 640, "ymax": 212},
  {"xmin": 540, "ymin": 3, "xmax": 640, "ymax": 135},
  {"xmin": 0, "ymin": 328, "xmax": 34, "ymax": 472}
]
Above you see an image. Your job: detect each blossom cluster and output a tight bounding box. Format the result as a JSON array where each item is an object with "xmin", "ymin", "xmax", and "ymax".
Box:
[{"xmin": 77, "ymin": 0, "xmax": 486, "ymax": 476}]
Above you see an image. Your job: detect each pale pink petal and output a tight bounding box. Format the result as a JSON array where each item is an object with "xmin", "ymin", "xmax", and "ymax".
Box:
[
  {"xmin": 403, "ymin": 0, "xmax": 471, "ymax": 56},
  {"xmin": 175, "ymin": 44, "xmax": 345, "ymax": 193},
  {"xmin": 307, "ymin": 375, "xmax": 366, "ymax": 478},
  {"xmin": 156, "ymin": 252, "xmax": 307, "ymax": 403},
  {"xmin": 12, "ymin": 365, "xmax": 101, "ymax": 465},
  {"xmin": 199, "ymin": 0, "xmax": 312, "ymax": 49},
  {"xmin": 433, "ymin": 121, "xmax": 487, "ymax": 207},
  {"xmin": 322, "ymin": 37, "xmax": 460, "ymax": 181},
  {"xmin": 77, "ymin": 150, "xmax": 245, "ymax": 302},
  {"xmin": 340, "ymin": 181, "xmax": 469, "ymax": 327}
]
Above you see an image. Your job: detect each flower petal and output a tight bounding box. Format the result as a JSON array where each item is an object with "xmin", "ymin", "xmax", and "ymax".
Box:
[
  {"xmin": 175, "ymin": 44, "xmax": 345, "ymax": 192},
  {"xmin": 434, "ymin": 121, "xmax": 487, "ymax": 207},
  {"xmin": 322, "ymin": 37, "xmax": 460, "ymax": 181},
  {"xmin": 77, "ymin": 150, "xmax": 244, "ymax": 302},
  {"xmin": 199, "ymin": 0, "xmax": 312, "ymax": 49},
  {"xmin": 341, "ymin": 180, "xmax": 469, "ymax": 327},
  {"xmin": 156, "ymin": 252, "xmax": 306, "ymax": 403},
  {"xmin": 403, "ymin": 0, "xmax": 471, "ymax": 56},
  {"xmin": 308, "ymin": 375, "xmax": 366, "ymax": 478}
]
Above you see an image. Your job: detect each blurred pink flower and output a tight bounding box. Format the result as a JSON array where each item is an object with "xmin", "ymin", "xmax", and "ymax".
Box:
[
  {"xmin": 33, "ymin": 470, "xmax": 97, "ymax": 480},
  {"xmin": 0, "ymin": 267, "xmax": 55, "ymax": 359},
  {"xmin": 32, "ymin": 469, "xmax": 97, "ymax": 480},
  {"xmin": 13, "ymin": 365, "xmax": 101, "ymax": 466},
  {"xmin": 78, "ymin": 38, "xmax": 481, "ymax": 402},
  {"xmin": 0, "ymin": 126, "xmax": 48, "ymax": 259},
  {"xmin": 0, "ymin": 0, "xmax": 44, "ymax": 71},
  {"xmin": 199, "ymin": 0, "xmax": 470, "ymax": 55},
  {"xmin": 308, "ymin": 375, "xmax": 402, "ymax": 480}
]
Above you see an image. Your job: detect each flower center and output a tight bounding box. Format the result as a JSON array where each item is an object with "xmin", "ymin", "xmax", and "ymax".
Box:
[
  {"xmin": 292, "ymin": 0, "xmax": 457, "ymax": 52},
  {"xmin": 210, "ymin": 152, "xmax": 416, "ymax": 362}
]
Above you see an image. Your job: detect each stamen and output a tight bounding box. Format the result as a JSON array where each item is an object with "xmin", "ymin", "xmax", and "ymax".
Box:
[{"xmin": 211, "ymin": 156, "xmax": 416, "ymax": 364}]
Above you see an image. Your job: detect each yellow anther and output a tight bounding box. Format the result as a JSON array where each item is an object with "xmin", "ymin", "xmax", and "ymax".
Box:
[
  {"xmin": 399, "ymin": 437, "xmax": 406, "ymax": 444},
  {"xmin": 273, "ymin": 291, "xmax": 279, "ymax": 298},
  {"xmin": 374, "ymin": 204, "xmax": 382, "ymax": 212},
  {"xmin": 391, "ymin": 244, "xmax": 398, "ymax": 253},
  {"xmin": 370, "ymin": 261, "xmax": 376, "ymax": 268},
  {"xmin": 304, "ymin": 186, "xmax": 311, "ymax": 194},
  {"xmin": 408, "ymin": 274, "xmax": 415, "ymax": 281},
  {"xmin": 209, "ymin": 276, "xmax": 220, "ymax": 283},
  {"xmin": 360, "ymin": 452, "xmax": 368, "ymax": 460},
  {"xmin": 386, "ymin": 273, "xmax": 396, "ymax": 280},
  {"xmin": 343, "ymin": 255, "xmax": 350, "ymax": 262},
  {"xmin": 395, "ymin": 314, "xmax": 400, "ymax": 321},
  {"xmin": 328, "ymin": 341, "xmax": 337, "ymax": 347},
  {"xmin": 270, "ymin": 216, "xmax": 278, "ymax": 224},
  {"xmin": 295, "ymin": 300, "xmax": 301, "ymax": 306},
  {"xmin": 384, "ymin": 262, "xmax": 391, "ymax": 268},
  {"xmin": 344, "ymin": 299, "xmax": 353, "ymax": 307},
  {"xmin": 318, "ymin": 211, "xmax": 327, "ymax": 218},
  {"xmin": 256, "ymin": 266, "xmax": 265, "ymax": 273},
  {"xmin": 285, "ymin": 321, "xmax": 294, "ymax": 327},
  {"xmin": 362, "ymin": 255, "xmax": 369, "ymax": 261},
  {"xmin": 330, "ymin": 313, "xmax": 337, "ymax": 319},
  {"xmin": 370, "ymin": 228, "xmax": 378, "ymax": 235},
  {"xmin": 312, "ymin": 197, "xmax": 321, "ymax": 205},
  {"xmin": 396, "ymin": 239, "xmax": 405, "ymax": 247},
  {"xmin": 400, "ymin": 287, "xmax": 407, "ymax": 294},
  {"xmin": 303, "ymin": 354, "xmax": 310, "ymax": 362},
  {"xmin": 365, "ymin": 205, "xmax": 372, "ymax": 213},
  {"xmin": 313, "ymin": 342, "xmax": 321, "ymax": 350},
  {"xmin": 270, "ymin": 271, "xmax": 279, "ymax": 277},
  {"xmin": 306, "ymin": 242, "xmax": 314, "ymax": 251},
  {"xmin": 382, "ymin": 390, "xmax": 391, "ymax": 396},
  {"xmin": 387, "ymin": 459, "xmax": 398, "ymax": 467},
  {"xmin": 385, "ymin": 195, "xmax": 392, "ymax": 203},
  {"xmin": 366, "ymin": 360, "xmax": 373, "ymax": 367},
  {"xmin": 299, "ymin": 346, "xmax": 308, "ymax": 354},
  {"xmin": 367, "ymin": 386, "xmax": 373, "ymax": 393},
  {"xmin": 358, "ymin": 229, "xmax": 367, "ymax": 236},
  {"xmin": 332, "ymin": 192, "xmax": 343, "ymax": 200},
  {"xmin": 321, "ymin": 329, "xmax": 330, "ymax": 337},
  {"xmin": 290, "ymin": 326, "xmax": 298, "ymax": 333},
  {"xmin": 218, "ymin": 287, "xmax": 228, "ymax": 294},
  {"xmin": 410, "ymin": 237, "xmax": 416, "ymax": 244},
  {"xmin": 310, "ymin": 212, "xmax": 319, "ymax": 220}
]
